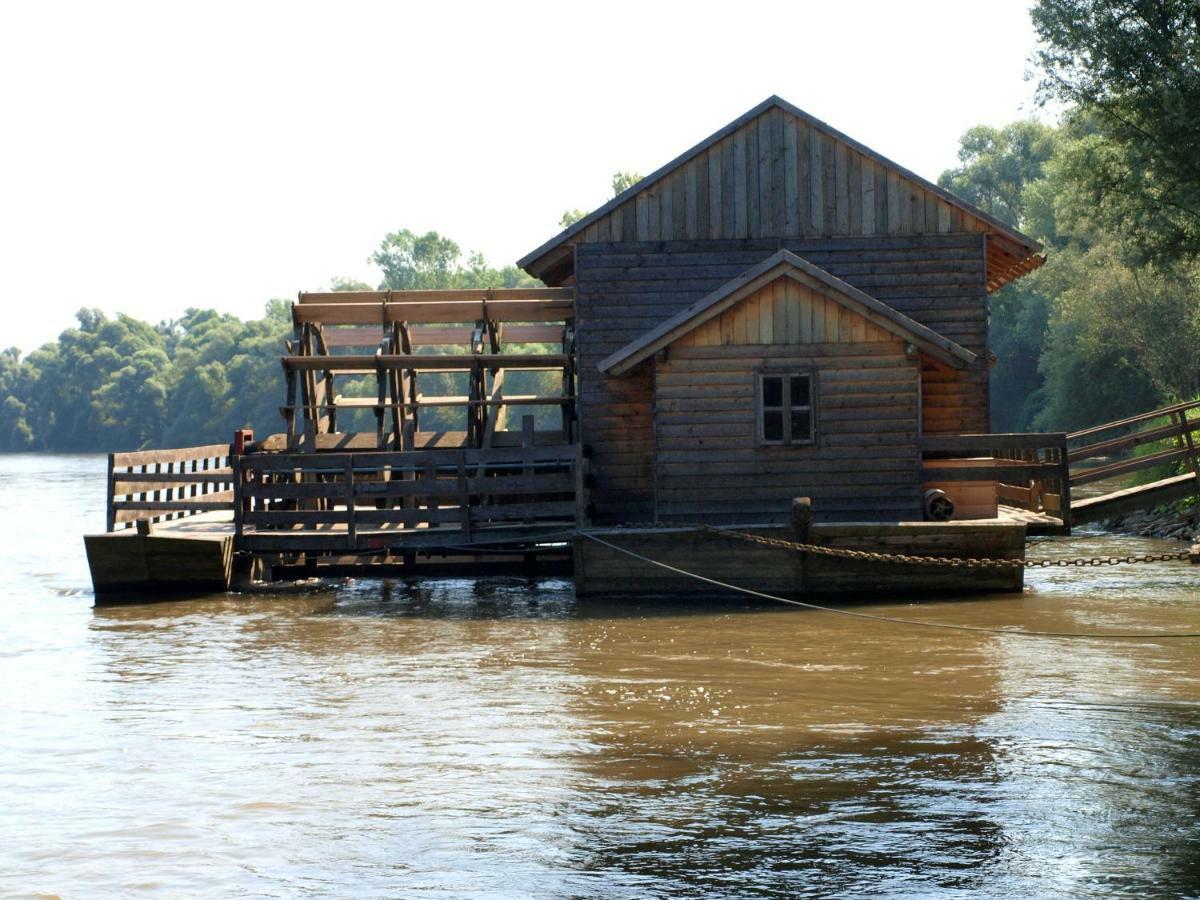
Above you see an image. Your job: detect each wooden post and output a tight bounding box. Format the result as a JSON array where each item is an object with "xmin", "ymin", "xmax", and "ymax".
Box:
[
  {"xmin": 344, "ymin": 456, "xmax": 356, "ymax": 552},
  {"xmin": 1056, "ymin": 433, "xmax": 1073, "ymax": 534},
  {"xmin": 105, "ymin": 452, "xmax": 116, "ymax": 533},
  {"xmin": 233, "ymin": 455, "xmax": 245, "ymax": 540},
  {"xmin": 792, "ymin": 497, "xmax": 812, "ymax": 595},
  {"xmin": 457, "ymin": 452, "xmax": 472, "ymax": 542},
  {"xmin": 1176, "ymin": 410, "xmax": 1200, "ymax": 478},
  {"xmin": 521, "ymin": 415, "xmax": 536, "ymax": 524},
  {"xmin": 574, "ymin": 442, "xmax": 588, "ymax": 529}
]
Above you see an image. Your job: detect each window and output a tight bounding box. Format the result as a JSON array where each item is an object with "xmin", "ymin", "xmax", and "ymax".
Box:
[{"xmin": 758, "ymin": 371, "xmax": 815, "ymax": 445}]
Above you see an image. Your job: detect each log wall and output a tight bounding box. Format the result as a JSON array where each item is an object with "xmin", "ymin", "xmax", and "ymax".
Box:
[
  {"xmin": 575, "ymin": 234, "xmax": 988, "ymax": 524},
  {"xmin": 656, "ymin": 350, "xmax": 921, "ymax": 524}
]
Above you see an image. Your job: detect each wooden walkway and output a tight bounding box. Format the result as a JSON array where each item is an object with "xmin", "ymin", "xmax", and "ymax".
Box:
[{"xmin": 1067, "ymin": 400, "xmax": 1200, "ymax": 525}]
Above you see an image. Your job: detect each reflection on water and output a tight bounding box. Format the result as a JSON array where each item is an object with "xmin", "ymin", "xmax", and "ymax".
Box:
[{"xmin": 1, "ymin": 454, "xmax": 1199, "ymax": 896}]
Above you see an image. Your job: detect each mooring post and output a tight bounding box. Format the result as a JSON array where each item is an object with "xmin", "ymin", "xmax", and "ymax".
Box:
[{"xmin": 791, "ymin": 497, "xmax": 812, "ymax": 594}]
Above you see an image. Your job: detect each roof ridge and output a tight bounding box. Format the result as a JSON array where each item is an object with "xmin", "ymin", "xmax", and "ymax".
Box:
[{"xmin": 517, "ymin": 95, "xmax": 1042, "ymax": 276}]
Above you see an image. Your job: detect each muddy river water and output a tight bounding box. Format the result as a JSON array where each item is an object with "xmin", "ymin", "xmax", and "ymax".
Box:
[{"xmin": 2, "ymin": 454, "xmax": 1199, "ymax": 896}]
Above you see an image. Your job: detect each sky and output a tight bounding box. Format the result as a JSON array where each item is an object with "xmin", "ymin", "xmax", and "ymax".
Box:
[{"xmin": 0, "ymin": 1, "xmax": 1048, "ymax": 354}]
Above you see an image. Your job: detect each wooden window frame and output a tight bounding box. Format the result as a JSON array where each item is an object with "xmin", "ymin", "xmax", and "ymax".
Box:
[{"xmin": 755, "ymin": 369, "xmax": 817, "ymax": 447}]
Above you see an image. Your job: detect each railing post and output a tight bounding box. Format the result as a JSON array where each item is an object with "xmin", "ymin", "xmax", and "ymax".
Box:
[
  {"xmin": 1057, "ymin": 433, "xmax": 1073, "ymax": 534},
  {"xmin": 457, "ymin": 452, "xmax": 472, "ymax": 542},
  {"xmin": 574, "ymin": 442, "xmax": 588, "ymax": 529},
  {"xmin": 105, "ymin": 452, "xmax": 116, "ymax": 533},
  {"xmin": 344, "ymin": 456, "xmax": 356, "ymax": 551},
  {"xmin": 1176, "ymin": 409, "xmax": 1200, "ymax": 480},
  {"xmin": 233, "ymin": 455, "xmax": 245, "ymax": 541}
]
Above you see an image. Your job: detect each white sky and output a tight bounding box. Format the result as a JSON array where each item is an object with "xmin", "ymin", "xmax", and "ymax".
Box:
[{"xmin": 0, "ymin": 0, "xmax": 1045, "ymax": 354}]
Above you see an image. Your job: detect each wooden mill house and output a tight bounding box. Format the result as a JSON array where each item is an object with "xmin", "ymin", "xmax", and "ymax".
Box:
[{"xmin": 90, "ymin": 96, "xmax": 1199, "ymax": 599}]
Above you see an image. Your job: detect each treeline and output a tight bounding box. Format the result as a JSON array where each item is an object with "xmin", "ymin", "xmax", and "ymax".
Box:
[
  {"xmin": 0, "ymin": 231, "xmax": 542, "ymax": 452},
  {"xmin": 4, "ymin": 0, "xmax": 1198, "ymax": 451},
  {"xmin": 945, "ymin": 0, "xmax": 1200, "ymax": 432}
]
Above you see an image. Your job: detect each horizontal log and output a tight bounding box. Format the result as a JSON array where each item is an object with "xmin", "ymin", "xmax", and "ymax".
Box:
[
  {"xmin": 1067, "ymin": 400, "xmax": 1200, "ymax": 441},
  {"xmin": 293, "ymin": 299, "xmax": 574, "ymax": 325},
  {"xmin": 1070, "ymin": 445, "xmax": 1193, "ymax": 486},
  {"xmin": 112, "ymin": 444, "xmax": 229, "ymax": 468},
  {"xmin": 922, "ymin": 462, "xmax": 1061, "ymax": 482},
  {"xmin": 243, "ymin": 474, "xmax": 574, "ymax": 500},
  {"xmin": 1068, "ymin": 419, "xmax": 1200, "ymax": 462},
  {"xmin": 281, "ymin": 353, "xmax": 569, "ymax": 372},
  {"xmin": 113, "ymin": 469, "xmax": 234, "ymax": 487},
  {"xmin": 112, "ymin": 491, "xmax": 235, "ymax": 510},
  {"xmin": 243, "ymin": 445, "xmax": 577, "ymax": 472},
  {"xmin": 920, "ymin": 433, "xmax": 1068, "ymax": 454},
  {"xmin": 298, "ymin": 287, "xmax": 574, "ymax": 304}
]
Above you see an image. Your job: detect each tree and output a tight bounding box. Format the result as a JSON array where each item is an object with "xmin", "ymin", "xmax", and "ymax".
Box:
[
  {"xmin": 611, "ymin": 171, "xmax": 643, "ymax": 196},
  {"xmin": 938, "ymin": 122, "xmax": 1058, "ymax": 430},
  {"xmin": 370, "ymin": 229, "xmax": 463, "ymax": 290},
  {"xmin": 938, "ymin": 122, "xmax": 1056, "ymax": 228},
  {"xmin": 559, "ymin": 209, "xmax": 587, "ymax": 230},
  {"xmin": 560, "ymin": 171, "xmax": 645, "ymax": 232},
  {"xmin": 1031, "ymin": 0, "xmax": 1200, "ymax": 264},
  {"xmin": 329, "ymin": 276, "xmax": 374, "ymax": 292}
]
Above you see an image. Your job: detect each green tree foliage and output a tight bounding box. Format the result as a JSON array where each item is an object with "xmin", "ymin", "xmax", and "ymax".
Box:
[
  {"xmin": 369, "ymin": 229, "xmax": 537, "ymax": 291},
  {"xmin": 1031, "ymin": 0, "xmax": 1200, "ymax": 264},
  {"xmin": 942, "ymin": 109, "xmax": 1200, "ymax": 431},
  {"xmin": 938, "ymin": 122, "xmax": 1058, "ymax": 430},
  {"xmin": 559, "ymin": 209, "xmax": 587, "ymax": 230},
  {"xmin": 938, "ymin": 122, "xmax": 1057, "ymax": 229},
  {"xmin": 611, "ymin": 171, "xmax": 643, "ymax": 196},
  {"xmin": 0, "ymin": 232, "xmax": 544, "ymax": 451},
  {"xmin": 559, "ymin": 171, "xmax": 645, "ymax": 233}
]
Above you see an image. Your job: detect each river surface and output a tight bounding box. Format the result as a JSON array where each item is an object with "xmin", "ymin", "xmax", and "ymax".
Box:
[{"xmin": 2, "ymin": 453, "xmax": 1200, "ymax": 897}]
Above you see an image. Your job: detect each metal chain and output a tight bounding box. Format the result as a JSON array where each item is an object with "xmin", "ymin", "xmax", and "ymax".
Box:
[{"xmin": 699, "ymin": 525, "xmax": 1194, "ymax": 569}]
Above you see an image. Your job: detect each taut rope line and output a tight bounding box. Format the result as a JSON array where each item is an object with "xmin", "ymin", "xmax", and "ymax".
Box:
[{"xmin": 580, "ymin": 532, "xmax": 1200, "ymax": 641}]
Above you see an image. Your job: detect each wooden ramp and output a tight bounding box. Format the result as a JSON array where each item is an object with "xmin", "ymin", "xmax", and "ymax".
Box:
[
  {"xmin": 1067, "ymin": 401, "xmax": 1200, "ymax": 525},
  {"xmin": 1071, "ymin": 472, "xmax": 1200, "ymax": 525}
]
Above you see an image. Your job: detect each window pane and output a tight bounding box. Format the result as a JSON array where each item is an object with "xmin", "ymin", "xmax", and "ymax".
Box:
[
  {"xmin": 763, "ymin": 410, "xmax": 784, "ymax": 442},
  {"xmin": 762, "ymin": 375, "xmax": 783, "ymax": 407},
  {"xmin": 791, "ymin": 409, "xmax": 812, "ymax": 441},
  {"xmin": 790, "ymin": 374, "xmax": 810, "ymax": 407}
]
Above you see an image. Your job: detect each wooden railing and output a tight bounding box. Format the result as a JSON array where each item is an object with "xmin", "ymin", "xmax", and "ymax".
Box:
[
  {"xmin": 107, "ymin": 444, "xmax": 235, "ymax": 531},
  {"xmin": 921, "ymin": 432, "xmax": 1072, "ymax": 526},
  {"xmin": 1068, "ymin": 400, "xmax": 1200, "ymax": 487},
  {"xmin": 234, "ymin": 443, "xmax": 587, "ymax": 552}
]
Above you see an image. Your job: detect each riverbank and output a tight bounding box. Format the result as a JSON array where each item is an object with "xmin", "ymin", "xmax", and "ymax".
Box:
[{"xmin": 1102, "ymin": 500, "xmax": 1198, "ymax": 542}]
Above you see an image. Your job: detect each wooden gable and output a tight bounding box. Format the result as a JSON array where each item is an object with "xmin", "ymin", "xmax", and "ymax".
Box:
[
  {"xmin": 599, "ymin": 249, "xmax": 975, "ymax": 375},
  {"xmin": 519, "ymin": 96, "xmax": 1043, "ymax": 291},
  {"xmin": 676, "ymin": 275, "xmax": 901, "ymax": 349}
]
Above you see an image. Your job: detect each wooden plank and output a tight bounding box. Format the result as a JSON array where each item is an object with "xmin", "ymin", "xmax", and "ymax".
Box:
[
  {"xmin": 112, "ymin": 445, "xmax": 228, "ymax": 468},
  {"xmin": 282, "ymin": 354, "xmax": 568, "ymax": 372},
  {"xmin": 834, "ymin": 140, "xmax": 850, "ymax": 233},
  {"xmin": 1070, "ymin": 445, "xmax": 1193, "ymax": 486},
  {"xmin": 300, "ymin": 288, "xmax": 573, "ymax": 304},
  {"xmin": 783, "ymin": 114, "xmax": 799, "ymax": 235},
  {"xmin": 808, "ymin": 125, "xmax": 823, "ymax": 233},
  {"xmin": 1071, "ymin": 472, "xmax": 1200, "ymax": 524},
  {"xmin": 707, "ymin": 144, "xmax": 722, "ymax": 238}
]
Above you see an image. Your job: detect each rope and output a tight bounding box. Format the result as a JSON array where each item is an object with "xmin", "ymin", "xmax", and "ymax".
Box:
[{"xmin": 580, "ymin": 532, "xmax": 1200, "ymax": 641}]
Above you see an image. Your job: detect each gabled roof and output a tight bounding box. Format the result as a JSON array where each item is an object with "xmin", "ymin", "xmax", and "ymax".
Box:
[
  {"xmin": 519, "ymin": 95, "xmax": 1044, "ymax": 291},
  {"xmin": 598, "ymin": 249, "xmax": 977, "ymax": 375}
]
